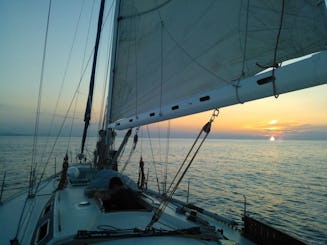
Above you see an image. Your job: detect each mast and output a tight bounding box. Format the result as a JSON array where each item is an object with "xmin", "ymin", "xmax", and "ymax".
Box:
[{"xmin": 81, "ymin": 0, "xmax": 106, "ymax": 155}]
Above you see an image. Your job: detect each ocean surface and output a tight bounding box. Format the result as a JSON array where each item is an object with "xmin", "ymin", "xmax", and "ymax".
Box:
[{"xmin": 0, "ymin": 135, "xmax": 326, "ymax": 244}]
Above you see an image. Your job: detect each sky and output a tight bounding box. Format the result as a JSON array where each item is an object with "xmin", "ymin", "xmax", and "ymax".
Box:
[{"xmin": 0, "ymin": 0, "xmax": 327, "ymax": 140}]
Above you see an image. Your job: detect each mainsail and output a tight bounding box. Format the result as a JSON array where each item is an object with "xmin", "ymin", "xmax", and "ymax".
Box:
[{"xmin": 107, "ymin": 0, "xmax": 327, "ymax": 130}]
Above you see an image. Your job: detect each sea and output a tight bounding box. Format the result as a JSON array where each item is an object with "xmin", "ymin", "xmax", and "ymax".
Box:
[{"xmin": 0, "ymin": 135, "xmax": 326, "ymax": 244}]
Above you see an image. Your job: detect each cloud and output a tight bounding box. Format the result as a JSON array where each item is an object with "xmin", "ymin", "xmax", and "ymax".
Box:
[
  {"xmin": 0, "ymin": 103, "xmax": 88, "ymax": 136},
  {"xmin": 247, "ymin": 120, "xmax": 327, "ymax": 140}
]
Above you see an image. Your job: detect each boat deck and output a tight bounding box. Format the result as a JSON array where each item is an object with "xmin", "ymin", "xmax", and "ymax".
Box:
[{"xmin": 0, "ymin": 167, "xmax": 256, "ymax": 245}]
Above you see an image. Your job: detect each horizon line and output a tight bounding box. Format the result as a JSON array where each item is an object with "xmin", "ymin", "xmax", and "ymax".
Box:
[{"xmin": 1, "ymin": 132, "xmax": 326, "ymax": 141}]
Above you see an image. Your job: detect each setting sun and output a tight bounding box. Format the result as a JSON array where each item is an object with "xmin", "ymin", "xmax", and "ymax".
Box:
[
  {"xmin": 269, "ymin": 120, "xmax": 278, "ymax": 125},
  {"xmin": 269, "ymin": 136, "xmax": 276, "ymax": 141}
]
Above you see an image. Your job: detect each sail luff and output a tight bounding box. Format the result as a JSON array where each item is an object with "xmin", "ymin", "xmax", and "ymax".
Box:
[
  {"xmin": 106, "ymin": 0, "xmax": 121, "ymax": 127},
  {"xmin": 108, "ymin": 51, "xmax": 327, "ymax": 130}
]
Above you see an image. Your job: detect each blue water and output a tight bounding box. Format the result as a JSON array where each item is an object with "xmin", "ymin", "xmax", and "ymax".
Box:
[{"xmin": 0, "ymin": 136, "xmax": 326, "ymax": 244}]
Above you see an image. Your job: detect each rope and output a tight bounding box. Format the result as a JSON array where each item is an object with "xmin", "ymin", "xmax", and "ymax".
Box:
[
  {"xmin": 240, "ymin": 0, "xmax": 250, "ymax": 79},
  {"xmin": 163, "ymin": 120, "xmax": 171, "ymax": 193},
  {"xmin": 233, "ymin": 0, "xmax": 250, "ymax": 104},
  {"xmin": 120, "ymin": 128, "xmax": 139, "ymax": 173},
  {"xmin": 146, "ymin": 126, "xmax": 161, "ymax": 193},
  {"xmin": 115, "ymin": 129, "xmax": 132, "ymax": 169},
  {"xmin": 256, "ymin": 0, "xmax": 285, "ymax": 98},
  {"xmin": 137, "ymin": 157, "xmax": 146, "ymax": 189},
  {"xmin": 145, "ymin": 109, "xmax": 219, "ymax": 231},
  {"xmin": 271, "ymin": 0, "xmax": 285, "ymax": 99},
  {"xmin": 167, "ymin": 110, "xmax": 218, "ymax": 192},
  {"xmin": 57, "ymin": 153, "xmax": 69, "ymax": 190}
]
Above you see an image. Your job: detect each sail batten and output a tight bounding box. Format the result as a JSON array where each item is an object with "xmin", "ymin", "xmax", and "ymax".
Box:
[{"xmin": 108, "ymin": 0, "xmax": 327, "ymax": 129}]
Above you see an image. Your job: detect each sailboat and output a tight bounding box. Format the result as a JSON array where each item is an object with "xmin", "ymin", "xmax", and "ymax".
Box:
[{"xmin": 1, "ymin": 0, "xmax": 326, "ymax": 244}]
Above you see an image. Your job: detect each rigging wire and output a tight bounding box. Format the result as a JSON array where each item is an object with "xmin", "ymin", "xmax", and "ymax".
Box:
[
  {"xmin": 33, "ymin": 2, "xmax": 100, "ymax": 194},
  {"xmin": 34, "ymin": 34, "xmax": 95, "ymax": 194},
  {"xmin": 67, "ymin": 91, "xmax": 80, "ymax": 150},
  {"xmin": 80, "ymin": 0, "xmax": 106, "ymax": 155},
  {"xmin": 29, "ymin": 0, "xmax": 53, "ymax": 196},
  {"xmin": 163, "ymin": 120, "xmax": 171, "ymax": 193},
  {"xmin": 81, "ymin": 0, "xmax": 96, "ymax": 77},
  {"xmin": 35, "ymin": 0, "xmax": 86, "ymax": 179},
  {"xmin": 146, "ymin": 125, "xmax": 161, "ymax": 193},
  {"xmin": 14, "ymin": 1, "xmax": 52, "ymax": 242},
  {"xmin": 98, "ymin": 22, "xmax": 112, "ymax": 131},
  {"xmin": 61, "ymin": 1, "xmax": 86, "ymax": 149},
  {"xmin": 98, "ymin": 0, "xmax": 116, "ymax": 131},
  {"xmin": 81, "ymin": 0, "xmax": 116, "ymax": 154},
  {"xmin": 34, "ymin": 0, "xmax": 115, "ymax": 192},
  {"xmin": 146, "ymin": 109, "xmax": 219, "ymax": 231}
]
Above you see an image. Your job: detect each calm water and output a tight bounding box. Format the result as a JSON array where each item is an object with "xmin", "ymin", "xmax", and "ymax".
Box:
[{"xmin": 0, "ymin": 136, "xmax": 326, "ymax": 244}]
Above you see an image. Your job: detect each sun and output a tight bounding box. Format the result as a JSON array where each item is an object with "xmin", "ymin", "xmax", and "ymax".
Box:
[
  {"xmin": 269, "ymin": 136, "xmax": 276, "ymax": 141},
  {"xmin": 269, "ymin": 120, "xmax": 278, "ymax": 125}
]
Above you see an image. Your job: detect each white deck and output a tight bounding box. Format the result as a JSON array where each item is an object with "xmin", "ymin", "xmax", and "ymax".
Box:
[
  {"xmin": 0, "ymin": 167, "xmax": 255, "ymax": 245},
  {"xmin": 0, "ymin": 178, "xmax": 57, "ymax": 244}
]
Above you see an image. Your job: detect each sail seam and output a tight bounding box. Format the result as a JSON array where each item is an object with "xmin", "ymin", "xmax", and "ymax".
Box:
[
  {"xmin": 162, "ymin": 23, "xmax": 229, "ymax": 85},
  {"xmin": 120, "ymin": 0, "xmax": 173, "ymax": 20}
]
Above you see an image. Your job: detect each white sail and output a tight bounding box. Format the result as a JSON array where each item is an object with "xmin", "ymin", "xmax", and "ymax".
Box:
[{"xmin": 108, "ymin": 0, "xmax": 327, "ymax": 129}]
